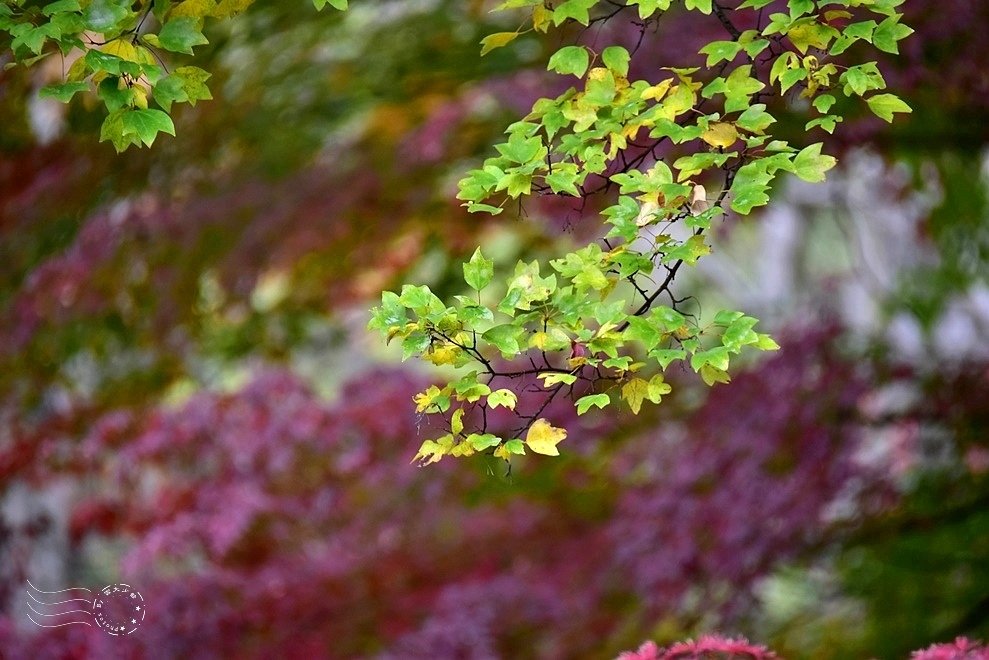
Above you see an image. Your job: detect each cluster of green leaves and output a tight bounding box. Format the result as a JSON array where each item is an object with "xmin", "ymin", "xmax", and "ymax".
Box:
[
  {"xmin": 0, "ymin": 0, "xmax": 347, "ymax": 151},
  {"xmin": 369, "ymin": 0, "xmax": 914, "ymax": 465},
  {"xmin": 369, "ymin": 245, "xmax": 780, "ymax": 464}
]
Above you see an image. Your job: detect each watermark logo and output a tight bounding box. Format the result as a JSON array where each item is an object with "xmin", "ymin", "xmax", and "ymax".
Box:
[{"xmin": 26, "ymin": 580, "xmax": 146, "ymax": 635}]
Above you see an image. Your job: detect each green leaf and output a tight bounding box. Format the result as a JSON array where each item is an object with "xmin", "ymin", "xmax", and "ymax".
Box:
[
  {"xmin": 722, "ymin": 65, "xmax": 765, "ymax": 112},
  {"xmin": 756, "ymin": 333, "xmax": 781, "ymax": 350},
  {"xmin": 467, "ymin": 433, "xmax": 502, "ymax": 450},
  {"xmin": 650, "ymin": 306, "xmax": 686, "ymax": 332},
  {"xmin": 736, "ymin": 104, "xmax": 775, "ymax": 133},
  {"xmin": 699, "ymin": 40, "xmax": 742, "ymax": 67},
  {"xmin": 722, "ymin": 315, "xmax": 760, "ymax": 349},
  {"xmin": 482, "ymin": 324, "xmax": 524, "ymax": 357},
  {"xmin": 44, "ymin": 0, "xmax": 82, "ymax": 16},
  {"xmin": 99, "ymin": 109, "xmax": 137, "ymax": 152},
  {"xmin": 650, "ymin": 348, "xmax": 686, "ymax": 369},
  {"xmin": 502, "ymin": 438, "xmax": 526, "ymax": 455},
  {"xmin": 739, "ymin": 0, "xmax": 776, "ymax": 8},
  {"xmin": 626, "ymin": 0, "xmax": 673, "ymax": 19},
  {"xmin": 398, "ymin": 284, "xmax": 444, "ymax": 314},
  {"xmin": 401, "ymin": 331, "xmax": 431, "ymax": 360},
  {"xmin": 495, "ymin": 132, "xmax": 544, "ymax": 164},
  {"xmin": 547, "ymin": 45, "xmax": 590, "ymax": 78},
  {"xmin": 813, "ymin": 94, "xmax": 837, "ymax": 113},
  {"xmin": 39, "ymin": 81, "xmax": 89, "ymax": 103},
  {"xmin": 873, "ymin": 14, "xmax": 913, "ymax": 54},
  {"xmin": 487, "ymin": 389, "xmax": 518, "ymax": 410},
  {"xmin": 119, "ymin": 108, "xmax": 175, "ymax": 147},
  {"xmin": 575, "ymin": 393, "xmax": 610, "ymax": 415},
  {"xmin": 537, "ymin": 372, "xmax": 578, "ymax": 387},
  {"xmin": 623, "ymin": 316, "xmax": 662, "ymax": 351},
  {"xmin": 314, "ymin": 0, "xmax": 348, "ymax": 8},
  {"xmin": 157, "ymin": 17, "xmax": 209, "ymax": 54},
  {"xmin": 779, "ymin": 67, "xmax": 808, "ymax": 94},
  {"xmin": 553, "ymin": 0, "xmax": 597, "ymax": 26},
  {"xmin": 788, "ymin": 0, "xmax": 814, "ymax": 18},
  {"xmin": 805, "ymin": 116, "xmax": 841, "ymax": 134},
  {"xmin": 463, "ymin": 247, "xmax": 494, "ymax": 291},
  {"xmin": 691, "ymin": 346, "xmax": 730, "ymax": 371},
  {"xmin": 770, "ymin": 51, "xmax": 798, "ymax": 85},
  {"xmin": 154, "ymin": 66, "xmax": 213, "ymax": 111},
  {"xmin": 83, "ymin": 0, "xmax": 130, "ymax": 33},
  {"xmin": 699, "ymin": 363, "xmax": 731, "ymax": 386},
  {"xmin": 545, "ymin": 169, "xmax": 581, "ymax": 196},
  {"xmin": 792, "ymin": 142, "xmax": 836, "ymax": 183},
  {"xmin": 455, "ymin": 379, "xmax": 491, "ymax": 403},
  {"xmin": 844, "ymin": 19, "xmax": 877, "ymax": 42},
  {"xmin": 866, "ymin": 93, "xmax": 912, "ymax": 122},
  {"xmin": 684, "ymin": 0, "xmax": 712, "ymax": 14},
  {"xmin": 601, "ymin": 46, "xmax": 630, "ymax": 77}
]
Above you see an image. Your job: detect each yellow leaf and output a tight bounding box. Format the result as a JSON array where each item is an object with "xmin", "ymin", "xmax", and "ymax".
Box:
[
  {"xmin": 480, "ymin": 31, "xmax": 518, "ymax": 56},
  {"xmin": 701, "ymin": 122, "xmax": 738, "ymax": 148},
  {"xmin": 133, "ymin": 87, "xmax": 148, "ymax": 109},
  {"xmin": 412, "ymin": 435, "xmax": 454, "ymax": 466},
  {"xmin": 641, "ymin": 78, "xmax": 672, "ymax": 101},
  {"xmin": 424, "ymin": 343, "xmax": 461, "ymax": 366},
  {"xmin": 102, "ymin": 39, "xmax": 138, "ymax": 62},
  {"xmin": 647, "ymin": 374, "xmax": 672, "ymax": 402},
  {"xmin": 171, "ymin": 0, "xmax": 217, "ymax": 19},
  {"xmin": 66, "ymin": 56, "xmax": 87, "ymax": 82},
  {"xmin": 787, "ymin": 22, "xmax": 833, "ymax": 54},
  {"xmin": 451, "ymin": 408, "xmax": 464, "ymax": 435},
  {"xmin": 211, "ymin": 0, "xmax": 254, "ymax": 18},
  {"xmin": 532, "ymin": 5, "xmax": 552, "ymax": 32},
  {"xmin": 449, "ymin": 441, "xmax": 475, "ymax": 457},
  {"xmin": 660, "ymin": 83, "xmax": 696, "ymax": 119},
  {"xmin": 621, "ymin": 378, "xmax": 650, "ymax": 414},
  {"xmin": 413, "ymin": 385, "xmax": 443, "ymax": 413},
  {"xmin": 699, "ymin": 363, "xmax": 731, "ymax": 386},
  {"xmin": 525, "ymin": 418, "xmax": 567, "ymax": 456}
]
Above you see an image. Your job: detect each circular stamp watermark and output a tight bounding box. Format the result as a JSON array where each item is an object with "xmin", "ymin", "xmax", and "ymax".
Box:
[
  {"xmin": 92, "ymin": 583, "xmax": 146, "ymax": 635},
  {"xmin": 25, "ymin": 580, "xmax": 146, "ymax": 635}
]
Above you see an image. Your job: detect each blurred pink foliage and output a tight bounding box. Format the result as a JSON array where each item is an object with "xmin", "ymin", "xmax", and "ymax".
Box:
[{"xmin": 0, "ymin": 329, "xmax": 891, "ymax": 657}]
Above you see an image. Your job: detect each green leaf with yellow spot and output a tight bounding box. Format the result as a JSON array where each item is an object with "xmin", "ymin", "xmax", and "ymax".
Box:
[{"xmin": 487, "ymin": 389, "xmax": 518, "ymax": 410}]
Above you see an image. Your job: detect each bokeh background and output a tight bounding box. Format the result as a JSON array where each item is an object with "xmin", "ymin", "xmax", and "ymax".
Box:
[{"xmin": 1, "ymin": 1, "xmax": 988, "ymax": 657}]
